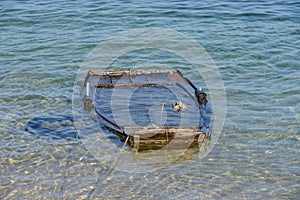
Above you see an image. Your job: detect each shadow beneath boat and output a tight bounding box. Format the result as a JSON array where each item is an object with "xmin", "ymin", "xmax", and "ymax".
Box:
[{"xmin": 24, "ymin": 114, "xmax": 79, "ymax": 139}]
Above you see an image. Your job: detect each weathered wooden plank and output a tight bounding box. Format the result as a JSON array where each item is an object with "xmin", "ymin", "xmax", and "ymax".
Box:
[
  {"xmin": 88, "ymin": 69, "xmax": 130, "ymax": 77},
  {"xmin": 128, "ymin": 132, "xmax": 206, "ymax": 151},
  {"xmin": 123, "ymin": 126, "xmax": 201, "ymax": 130},
  {"xmin": 95, "ymin": 82, "xmax": 177, "ymax": 88},
  {"xmin": 87, "ymin": 69, "xmax": 176, "ymax": 77},
  {"xmin": 129, "ymin": 69, "xmax": 176, "ymax": 75}
]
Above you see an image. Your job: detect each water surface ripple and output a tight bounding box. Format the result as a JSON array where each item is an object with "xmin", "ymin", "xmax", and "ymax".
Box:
[{"xmin": 0, "ymin": 0, "xmax": 299, "ymax": 199}]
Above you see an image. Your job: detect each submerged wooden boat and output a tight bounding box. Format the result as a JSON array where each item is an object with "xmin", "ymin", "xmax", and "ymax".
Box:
[{"xmin": 81, "ymin": 69, "xmax": 211, "ymax": 151}]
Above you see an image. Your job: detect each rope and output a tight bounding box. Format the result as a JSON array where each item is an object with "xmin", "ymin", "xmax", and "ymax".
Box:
[
  {"xmin": 88, "ymin": 135, "xmax": 130, "ymax": 199},
  {"xmin": 105, "ymin": 135, "xmax": 129, "ymax": 178}
]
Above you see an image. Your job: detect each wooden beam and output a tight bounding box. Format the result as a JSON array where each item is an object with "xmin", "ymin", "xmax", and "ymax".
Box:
[
  {"xmin": 87, "ymin": 69, "xmax": 177, "ymax": 77},
  {"xmin": 95, "ymin": 82, "xmax": 177, "ymax": 88},
  {"xmin": 124, "ymin": 126, "xmax": 201, "ymax": 130}
]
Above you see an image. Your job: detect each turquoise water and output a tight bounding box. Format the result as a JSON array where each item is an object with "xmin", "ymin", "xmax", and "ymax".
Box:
[{"xmin": 1, "ymin": 0, "xmax": 299, "ymax": 199}]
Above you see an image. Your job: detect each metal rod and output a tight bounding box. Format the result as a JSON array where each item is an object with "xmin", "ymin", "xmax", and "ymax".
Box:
[{"xmin": 86, "ymin": 82, "xmax": 90, "ymax": 96}]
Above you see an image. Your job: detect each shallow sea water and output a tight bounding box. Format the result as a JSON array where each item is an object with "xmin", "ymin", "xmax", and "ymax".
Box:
[{"xmin": 1, "ymin": 0, "xmax": 299, "ymax": 199}]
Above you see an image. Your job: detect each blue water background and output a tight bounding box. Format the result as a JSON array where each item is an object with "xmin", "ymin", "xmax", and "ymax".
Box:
[{"xmin": 0, "ymin": 0, "xmax": 299, "ymax": 199}]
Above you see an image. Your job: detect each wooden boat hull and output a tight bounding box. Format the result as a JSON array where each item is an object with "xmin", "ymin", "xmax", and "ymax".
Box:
[{"xmin": 81, "ymin": 69, "xmax": 211, "ymax": 151}]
